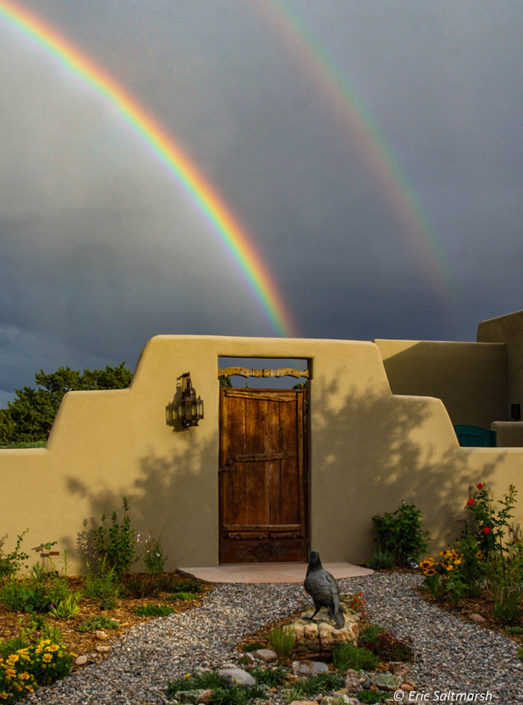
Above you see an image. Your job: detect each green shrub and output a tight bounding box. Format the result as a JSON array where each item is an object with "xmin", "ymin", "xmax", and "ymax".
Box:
[
  {"xmin": 83, "ymin": 565, "xmax": 120, "ymax": 602},
  {"xmin": 166, "ymin": 592, "xmax": 198, "ymax": 601},
  {"xmin": 134, "ymin": 604, "xmax": 174, "ymax": 617},
  {"xmin": 240, "ymin": 642, "xmax": 264, "ymax": 652},
  {"xmin": 357, "ymin": 690, "xmax": 390, "ymax": 704},
  {"xmin": 91, "ymin": 498, "xmax": 137, "ymax": 578},
  {"xmin": 269, "ymin": 625, "xmax": 296, "ymax": 663},
  {"xmin": 140, "ymin": 534, "xmax": 168, "ymax": 575},
  {"xmin": 358, "ymin": 624, "xmax": 384, "ymax": 644},
  {"xmin": 168, "ymin": 671, "xmax": 267, "ymax": 705},
  {"xmin": 0, "ymin": 568, "xmax": 76, "ymax": 615},
  {"xmin": 372, "ymin": 501, "xmax": 429, "ymax": 567},
  {"xmin": 78, "ymin": 616, "xmax": 120, "ymax": 632},
  {"xmin": 0, "ymin": 531, "xmax": 29, "ymax": 580},
  {"xmin": 160, "ymin": 576, "xmax": 202, "ymax": 593},
  {"xmin": 365, "ymin": 548, "xmax": 395, "ymax": 570},
  {"xmin": 0, "ymin": 619, "xmax": 72, "ymax": 702},
  {"xmin": 359, "ymin": 629, "xmax": 413, "ymax": 662},
  {"xmin": 332, "ymin": 643, "xmax": 379, "ymax": 672},
  {"xmin": 49, "ymin": 593, "xmax": 81, "ymax": 619},
  {"xmin": 247, "ymin": 665, "xmax": 287, "ymax": 686},
  {"xmin": 291, "ymin": 672, "xmax": 345, "ymax": 696},
  {"xmin": 123, "ymin": 575, "xmax": 159, "ymax": 599}
]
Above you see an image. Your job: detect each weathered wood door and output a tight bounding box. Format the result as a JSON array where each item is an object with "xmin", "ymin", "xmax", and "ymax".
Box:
[{"xmin": 219, "ymin": 388, "xmax": 307, "ymax": 563}]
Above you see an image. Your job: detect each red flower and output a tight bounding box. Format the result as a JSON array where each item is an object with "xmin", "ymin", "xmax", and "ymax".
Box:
[
  {"xmin": 477, "ymin": 483, "xmax": 484, "ymax": 490},
  {"xmin": 482, "ymin": 526, "xmax": 491, "ymax": 534},
  {"xmin": 466, "ymin": 498, "xmax": 474, "ymax": 506}
]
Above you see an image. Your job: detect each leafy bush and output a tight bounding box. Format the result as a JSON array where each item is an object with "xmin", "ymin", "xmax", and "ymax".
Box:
[
  {"xmin": 0, "ymin": 620, "xmax": 72, "ymax": 702},
  {"xmin": 134, "ymin": 604, "xmax": 174, "ymax": 617},
  {"xmin": 360, "ymin": 629, "xmax": 413, "ymax": 662},
  {"xmin": 358, "ymin": 624, "xmax": 384, "ymax": 644},
  {"xmin": 0, "ymin": 532, "xmax": 29, "ymax": 580},
  {"xmin": 78, "ymin": 616, "xmax": 119, "ymax": 632},
  {"xmin": 122, "ymin": 575, "xmax": 159, "ymax": 599},
  {"xmin": 372, "ymin": 501, "xmax": 429, "ymax": 567},
  {"xmin": 290, "ymin": 672, "xmax": 345, "ymax": 696},
  {"xmin": 240, "ymin": 642, "xmax": 264, "ymax": 652},
  {"xmin": 365, "ymin": 548, "xmax": 395, "ymax": 570},
  {"xmin": 0, "ymin": 567, "xmax": 77, "ymax": 615},
  {"xmin": 160, "ymin": 576, "xmax": 202, "ymax": 593},
  {"xmin": 83, "ymin": 564, "xmax": 120, "ymax": 602},
  {"xmin": 49, "ymin": 593, "xmax": 80, "ymax": 619},
  {"xmin": 91, "ymin": 498, "xmax": 137, "ymax": 578},
  {"xmin": 167, "ymin": 671, "xmax": 266, "ymax": 705},
  {"xmin": 357, "ymin": 690, "xmax": 390, "ymax": 703},
  {"xmin": 332, "ymin": 643, "xmax": 379, "ymax": 672},
  {"xmin": 269, "ymin": 625, "xmax": 295, "ymax": 663},
  {"xmin": 139, "ymin": 534, "xmax": 168, "ymax": 575},
  {"xmin": 246, "ymin": 666, "xmax": 287, "ymax": 687},
  {"xmin": 167, "ymin": 592, "xmax": 198, "ymax": 601}
]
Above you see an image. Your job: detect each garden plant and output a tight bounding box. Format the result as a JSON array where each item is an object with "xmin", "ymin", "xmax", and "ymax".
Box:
[{"xmin": 420, "ymin": 482, "xmax": 522, "ymax": 628}]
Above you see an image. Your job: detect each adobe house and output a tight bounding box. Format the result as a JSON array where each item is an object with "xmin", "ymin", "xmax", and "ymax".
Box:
[{"xmin": 1, "ymin": 310, "xmax": 521, "ymax": 573}]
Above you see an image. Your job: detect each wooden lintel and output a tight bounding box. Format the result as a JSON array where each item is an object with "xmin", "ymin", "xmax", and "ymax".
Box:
[{"xmin": 219, "ymin": 366, "xmax": 309, "ymax": 379}]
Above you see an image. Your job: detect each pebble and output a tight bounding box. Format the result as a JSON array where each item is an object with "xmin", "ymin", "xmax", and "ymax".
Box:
[{"xmin": 20, "ymin": 572, "xmax": 522, "ymax": 704}]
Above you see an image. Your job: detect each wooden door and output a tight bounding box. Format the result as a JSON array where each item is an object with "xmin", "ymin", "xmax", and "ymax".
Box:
[{"xmin": 219, "ymin": 388, "xmax": 307, "ymax": 563}]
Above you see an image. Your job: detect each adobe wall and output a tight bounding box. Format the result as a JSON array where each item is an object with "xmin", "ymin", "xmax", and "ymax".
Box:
[
  {"xmin": 374, "ymin": 340, "xmax": 507, "ymax": 428},
  {"xmin": 1, "ymin": 335, "xmax": 521, "ymax": 572},
  {"xmin": 478, "ymin": 310, "xmax": 523, "ymax": 418}
]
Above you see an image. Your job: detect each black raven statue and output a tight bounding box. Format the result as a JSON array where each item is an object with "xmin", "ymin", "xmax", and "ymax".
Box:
[{"xmin": 304, "ymin": 550, "xmax": 345, "ymax": 629}]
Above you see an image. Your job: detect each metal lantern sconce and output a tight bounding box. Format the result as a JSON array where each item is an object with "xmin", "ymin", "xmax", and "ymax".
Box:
[{"xmin": 177, "ymin": 372, "xmax": 204, "ymax": 428}]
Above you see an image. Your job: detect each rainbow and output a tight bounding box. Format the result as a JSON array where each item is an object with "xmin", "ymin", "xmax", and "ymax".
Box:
[
  {"xmin": 0, "ymin": 0, "xmax": 297, "ymax": 337},
  {"xmin": 258, "ymin": 1, "xmax": 453, "ymax": 300}
]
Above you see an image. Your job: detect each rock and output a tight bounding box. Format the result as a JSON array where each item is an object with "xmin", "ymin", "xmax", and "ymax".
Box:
[
  {"xmin": 469, "ymin": 613, "xmax": 486, "ymax": 623},
  {"xmin": 95, "ymin": 630, "xmax": 109, "ymax": 640},
  {"xmin": 217, "ymin": 667, "xmax": 256, "ymax": 687},
  {"xmin": 401, "ymin": 681, "xmax": 417, "ymax": 692},
  {"xmin": 289, "ymin": 702, "xmax": 319, "ymax": 705},
  {"xmin": 255, "ymin": 648, "xmax": 277, "ymax": 662},
  {"xmin": 368, "ymin": 671, "xmax": 401, "ymax": 692},
  {"xmin": 197, "ymin": 689, "xmax": 213, "ymax": 704},
  {"xmin": 75, "ymin": 655, "xmax": 88, "ymax": 666},
  {"xmin": 389, "ymin": 662, "xmax": 410, "ymax": 678},
  {"xmin": 289, "ymin": 594, "xmax": 360, "ymax": 655},
  {"xmin": 174, "ymin": 690, "xmax": 209, "ymax": 705},
  {"xmin": 291, "ymin": 659, "xmax": 329, "ymax": 677},
  {"xmin": 95, "ymin": 645, "xmax": 110, "ymax": 653},
  {"xmin": 345, "ymin": 669, "xmax": 367, "ymax": 693}
]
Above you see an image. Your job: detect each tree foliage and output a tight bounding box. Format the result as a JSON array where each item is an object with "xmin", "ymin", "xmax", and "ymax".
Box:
[{"xmin": 0, "ymin": 362, "xmax": 133, "ymax": 444}]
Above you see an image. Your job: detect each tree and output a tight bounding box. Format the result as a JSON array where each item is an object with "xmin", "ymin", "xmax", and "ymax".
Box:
[{"xmin": 0, "ymin": 363, "xmax": 133, "ymax": 444}]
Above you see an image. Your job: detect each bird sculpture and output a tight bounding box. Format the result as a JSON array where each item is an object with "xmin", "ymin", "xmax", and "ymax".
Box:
[{"xmin": 304, "ymin": 550, "xmax": 345, "ymax": 629}]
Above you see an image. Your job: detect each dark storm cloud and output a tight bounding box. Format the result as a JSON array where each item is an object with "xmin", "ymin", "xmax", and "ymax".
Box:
[{"xmin": 0, "ymin": 0, "xmax": 521, "ymax": 401}]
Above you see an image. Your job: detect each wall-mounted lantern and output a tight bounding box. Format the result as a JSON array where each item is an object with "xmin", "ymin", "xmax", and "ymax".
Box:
[{"xmin": 176, "ymin": 372, "xmax": 204, "ymax": 428}]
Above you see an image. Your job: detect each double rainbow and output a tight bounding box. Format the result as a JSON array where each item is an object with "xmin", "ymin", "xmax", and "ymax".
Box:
[
  {"xmin": 259, "ymin": 1, "xmax": 453, "ymax": 301},
  {"xmin": 0, "ymin": 0, "xmax": 297, "ymax": 337}
]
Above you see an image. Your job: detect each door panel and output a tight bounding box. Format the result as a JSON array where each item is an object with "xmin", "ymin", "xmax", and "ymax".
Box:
[{"xmin": 219, "ymin": 388, "xmax": 307, "ymax": 563}]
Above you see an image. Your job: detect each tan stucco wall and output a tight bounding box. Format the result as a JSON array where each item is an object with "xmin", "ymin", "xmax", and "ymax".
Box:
[
  {"xmin": 1, "ymin": 335, "xmax": 522, "ymax": 572},
  {"xmin": 478, "ymin": 309, "xmax": 523, "ymax": 417},
  {"xmin": 374, "ymin": 339, "xmax": 507, "ymax": 428},
  {"xmin": 491, "ymin": 422, "xmax": 523, "ymax": 447}
]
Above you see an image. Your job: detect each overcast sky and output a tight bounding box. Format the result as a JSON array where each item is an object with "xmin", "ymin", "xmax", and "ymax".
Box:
[{"xmin": 0, "ymin": 0, "xmax": 521, "ymax": 405}]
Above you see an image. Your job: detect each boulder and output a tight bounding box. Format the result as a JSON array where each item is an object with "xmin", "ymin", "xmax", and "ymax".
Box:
[
  {"xmin": 289, "ymin": 594, "xmax": 360, "ymax": 656},
  {"xmin": 217, "ymin": 667, "xmax": 256, "ymax": 687},
  {"xmin": 254, "ymin": 648, "xmax": 277, "ymax": 663}
]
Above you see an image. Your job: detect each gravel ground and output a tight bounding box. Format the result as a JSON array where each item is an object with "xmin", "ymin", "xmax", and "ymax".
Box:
[{"xmin": 22, "ymin": 572, "xmax": 522, "ymax": 705}]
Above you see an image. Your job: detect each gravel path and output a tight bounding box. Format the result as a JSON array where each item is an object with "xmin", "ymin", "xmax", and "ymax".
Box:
[{"xmin": 22, "ymin": 573, "xmax": 522, "ymax": 705}]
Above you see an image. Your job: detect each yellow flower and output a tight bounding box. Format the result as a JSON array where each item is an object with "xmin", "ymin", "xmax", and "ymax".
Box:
[
  {"xmin": 42, "ymin": 653, "xmax": 53, "ymax": 663},
  {"xmin": 7, "ymin": 654, "xmax": 19, "ymax": 664}
]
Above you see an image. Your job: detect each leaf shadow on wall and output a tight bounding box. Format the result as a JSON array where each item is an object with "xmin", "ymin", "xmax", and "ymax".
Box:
[{"xmin": 308, "ymin": 378, "xmax": 506, "ymax": 563}]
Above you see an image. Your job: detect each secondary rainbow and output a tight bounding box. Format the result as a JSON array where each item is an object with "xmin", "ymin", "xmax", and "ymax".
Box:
[
  {"xmin": 0, "ymin": 0, "xmax": 297, "ymax": 337},
  {"xmin": 259, "ymin": 1, "xmax": 453, "ymax": 300}
]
